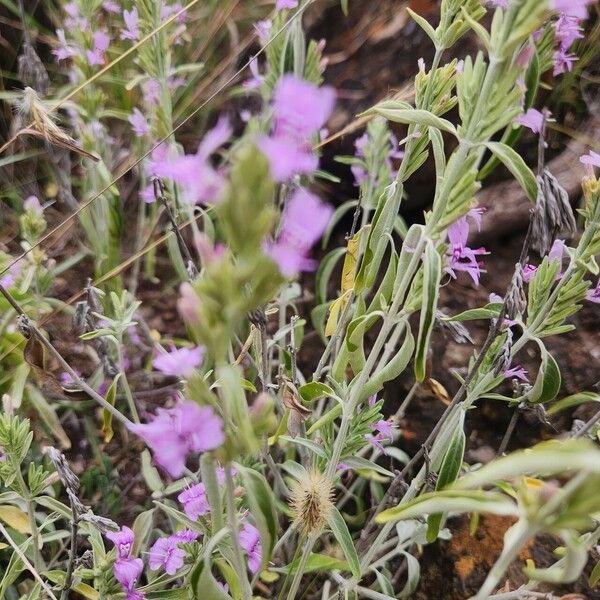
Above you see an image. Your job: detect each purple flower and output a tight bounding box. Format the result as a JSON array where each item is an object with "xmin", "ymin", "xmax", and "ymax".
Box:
[
  {"xmin": 446, "ymin": 216, "xmax": 487, "ymax": 286},
  {"xmin": 515, "ymin": 108, "xmax": 546, "ymax": 133},
  {"xmin": 266, "ymin": 188, "xmax": 333, "ymax": 277},
  {"xmin": 522, "ymin": 263, "xmax": 538, "ymax": 283},
  {"xmin": 553, "ymin": 48, "xmax": 578, "ymax": 75},
  {"xmin": 114, "ymin": 557, "xmax": 144, "ymax": 590},
  {"xmin": 142, "ymin": 79, "xmax": 161, "ymax": 106},
  {"xmin": 553, "ymin": 14, "xmax": 584, "ymax": 51},
  {"xmin": 126, "ymin": 591, "xmax": 146, "ymax": 600},
  {"xmin": 53, "ymin": 29, "xmax": 76, "ymax": 61},
  {"xmin": 580, "ymin": 150, "xmax": 600, "ymax": 168},
  {"xmin": 107, "ymin": 526, "xmax": 135, "ymax": 559},
  {"xmin": 586, "ymin": 279, "xmax": 600, "ymax": 303},
  {"xmin": 254, "ymin": 19, "xmax": 272, "ymax": 45},
  {"xmin": 366, "ymin": 419, "xmax": 395, "ymax": 453},
  {"xmin": 103, "ymin": 0, "xmax": 120, "ymax": 12},
  {"xmin": 488, "ymin": 0, "xmax": 508, "ymax": 7},
  {"xmin": 276, "ymin": 0, "xmax": 298, "ymax": 8},
  {"xmin": 152, "ymin": 117, "xmax": 232, "ymax": 204},
  {"xmin": 128, "ymin": 402, "xmax": 224, "ymax": 478},
  {"xmin": 178, "ymin": 483, "xmax": 210, "ymax": 519},
  {"xmin": 64, "ymin": 2, "xmax": 89, "ymax": 30},
  {"xmin": 121, "ymin": 8, "xmax": 140, "ymax": 40},
  {"xmin": 239, "ymin": 523, "xmax": 262, "ymax": 574},
  {"xmin": 550, "ymin": 0, "xmax": 594, "ymax": 20},
  {"xmin": 153, "ymin": 346, "xmax": 204, "ymax": 378},
  {"xmin": 258, "ymin": 75, "xmax": 335, "ymax": 182},
  {"xmin": 86, "ymin": 30, "xmax": 110, "ymax": 66},
  {"xmin": 128, "ymin": 109, "xmax": 149, "ymax": 137},
  {"xmin": 243, "ymin": 56, "xmax": 263, "ymax": 90},
  {"xmin": 23, "ymin": 195, "xmax": 42, "ymax": 213},
  {"xmin": 504, "ymin": 364, "xmax": 529, "ymax": 383},
  {"xmin": 173, "ymin": 529, "xmax": 200, "ymax": 543},
  {"xmin": 149, "ymin": 537, "xmax": 185, "ymax": 575},
  {"xmin": 177, "ymin": 282, "xmax": 201, "ymax": 324},
  {"xmin": 368, "ymin": 394, "xmax": 378, "ymax": 407}
]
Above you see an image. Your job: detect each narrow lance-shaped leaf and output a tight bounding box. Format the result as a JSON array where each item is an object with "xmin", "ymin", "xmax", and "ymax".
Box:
[
  {"xmin": 327, "ymin": 506, "xmax": 361, "ymax": 580},
  {"xmin": 483, "ymin": 141, "xmax": 538, "ymax": 202},
  {"xmin": 414, "ymin": 241, "xmax": 441, "ymax": 382}
]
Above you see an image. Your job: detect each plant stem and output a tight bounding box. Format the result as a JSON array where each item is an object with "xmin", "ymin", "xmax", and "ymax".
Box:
[
  {"xmin": 286, "ymin": 530, "xmax": 319, "ymax": 600},
  {"xmin": 15, "ymin": 469, "xmax": 43, "ymax": 572},
  {"xmin": 224, "ymin": 466, "xmax": 252, "ymax": 600}
]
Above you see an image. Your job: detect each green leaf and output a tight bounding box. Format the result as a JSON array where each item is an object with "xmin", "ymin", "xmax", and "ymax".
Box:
[
  {"xmin": 237, "ymin": 466, "xmax": 278, "ymax": 568},
  {"xmin": 406, "ymin": 7, "xmax": 437, "ymax": 43},
  {"xmin": 547, "ymin": 391, "xmax": 600, "ymax": 415},
  {"xmin": 589, "ymin": 558, "xmax": 600, "ymax": 587},
  {"xmin": 132, "ymin": 510, "xmax": 154, "ymax": 556},
  {"xmin": 316, "ymin": 247, "xmax": 346, "ymax": 304},
  {"xmin": 280, "ymin": 435, "xmax": 327, "ymax": 458},
  {"xmin": 306, "ymin": 404, "xmax": 342, "ymax": 436},
  {"xmin": 280, "ymin": 552, "xmax": 350, "ymax": 574},
  {"xmin": 376, "ymin": 490, "xmax": 518, "ymax": 524},
  {"xmin": 426, "ymin": 427, "xmax": 465, "ymax": 542},
  {"xmin": 298, "ymin": 382, "xmax": 335, "ymax": 403},
  {"xmin": 191, "ymin": 561, "xmax": 233, "ymax": 600},
  {"xmin": 453, "ymin": 439, "xmax": 600, "ymax": 491},
  {"xmin": 370, "ymin": 103, "xmax": 457, "ymax": 136},
  {"xmin": 342, "ymin": 457, "xmax": 394, "ymax": 478},
  {"xmin": 201, "ymin": 455, "xmax": 224, "ymax": 533},
  {"xmin": 26, "ymin": 384, "xmax": 71, "ymax": 449},
  {"xmin": 327, "ymin": 506, "xmax": 361, "ymax": 580},
  {"xmin": 101, "ymin": 374, "xmax": 121, "ymax": 444},
  {"xmin": 441, "ymin": 303, "xmax": 502, "ymax": 322},
  {"xmin": 414, "ymin": 241, "xmax": 441, "ymax": 382},
  {"xmin": 527, "ymin": 339, "xmax": 561, "ymax": 404},
  {"xmin": 361, "ymin": 323, "xmax": 414, "ymax": 400},
  {"xmin": 483, "ymin": 141, "xmax": 538, "ymax": 202}
]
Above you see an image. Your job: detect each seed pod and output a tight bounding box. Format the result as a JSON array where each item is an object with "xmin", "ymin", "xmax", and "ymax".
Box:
[
  {"xmin": 531, "ymin": 170, "xmax": 576, "ymax": 255},
  {"xmin": 289, "ymin": 470, "xmax": 333, "ymax": 535}
]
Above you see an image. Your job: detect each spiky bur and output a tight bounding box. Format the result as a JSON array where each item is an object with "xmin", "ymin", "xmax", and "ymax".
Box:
[{"xmin": 289, "ymin": 471, "xmax": 334, "ymax": 535}]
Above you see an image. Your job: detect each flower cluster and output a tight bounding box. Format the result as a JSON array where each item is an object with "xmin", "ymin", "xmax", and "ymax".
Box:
[
  {"xmin": 550, "ymin": 0, "xmax": 594, "ymax": 75},
  {"xmin": 149, "ymin": 529, "xmax": 199, "ymax": 575},
  {"xmin": 178, "ymin": 466, "xmax": 232, "ymax": 519},
  {"xmin": 152, "ymin": 346, "xmax": 204, "ymax": 378}
]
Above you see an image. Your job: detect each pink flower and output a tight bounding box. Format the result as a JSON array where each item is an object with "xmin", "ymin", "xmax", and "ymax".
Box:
[
  {"xmin": 121, "ymin": 8, "xmax": 140, "ymax": 40},
  {"xmin": 149, "ymin": 537, "xmax": 185, "ymax": 575},
  {"xmin": 128, "ymin": 402, "xmax": 225, "ymax": 478},
  {"xmin": 53, "ymin": 29, "xmax": 76, "ymax": 61},
  {"xmin": 107, "ymin": 526, "xmax": 135, "ymax": 559},
  {"xmin": 153, "ymin": 346, "xmax": 204, "ymax": 378},
  {"xmin": 366, "ymin": 419, "xmax": 395, "ymax": 453},
  {"xmin": 86, "ymin": 30, "xmax": 110, "ymax": 66},
  {"xmin": 553, "ymin": 14, "xmax": 584, "ymax": 51},
  {"xmin": 243, "ymin": 56, "xmax": 263, "ymax": 90},
  {"xmin": 103, "ymin": 0, "xmax": 120, "ymax": 12},
  {"xmin": 128, "ymin": 109, "xmax": 149, "ymax": 137},
  {"xmin": 553, "ymin": 48, "xmax": 578, "ymax": 75},
  {"xmin": 522, "ymin": 239, "xmax": 566, "ymax": 283},
  {"xmin": 522, "ymin": 263, "xmax": 538, "ymax": 283},
  {"xmin": 515, "ymin": 108, "xmax": 546, "ymax": 133},
  {"xmin": 368, "ymin": 394, "xmax": 378, "ymax": 407},
  {"xmin": 446, "ymin": 216, "xmax": 488, "ymax": 286},
  {"xmin": 173, "ymin": 529, "xmax": 200, "ymax": 543},
  {"xmin": 152, "ymin": 117, "xmax": 232, "ymax": 204},
  {"xmin": 550, "ymin": 0, "xmax": 594, "ymax": 20},
  {"xmin": 266, "ymin": 188, "xmax": 333, "ymax": 277},
  {"xmin": 114, "ymin": 557, "xmax": 144, "ymax": 590},
  {"xmin": 126, "ymin": 591, "xmax": 146, "ymax": 600},
  {"xmin": 177, "ymin": 282, "xmax": 201, "ymax": 324},
  {"xmin": 64, "ymin": 2, "xmax": 89, "ymax": 30},
  {"xmin": 178, "ymin": 483, "xmax": 210, "ymax": 519},
  {"xmin": 142, "ymin": 79, "xmax": 161, "ymax": 106},
  {"xmin": 504, "ymin": 364, "xmax": 529, "ymax": 383},
  {"xmin": 258, "ymin": 75, "xmax": 335, "ymax": 182},
  {"xmin": 23, "ymin": 195, "xmax": 42, "ymax": 213},
  {"xmin": 254, "ymin": 19, "xmax": 272, "ymax": 45},
  {"xmin": 489, "ymin": 0, "xmax": 508, "ymax": 7},
  {"xmin": 239, "ymin": 523, "xmax": 262, "ymax": 574},
  {"xmin": 276, "ymin": 0, "xmax": 298, "ymax": 8},
  {"xmin": 580, "ymin": 150, "xmax": 600, "ymax": 168}
]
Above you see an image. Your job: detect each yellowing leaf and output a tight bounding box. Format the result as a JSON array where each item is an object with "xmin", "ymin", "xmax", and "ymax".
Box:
[
  {"xmin": 102, "ymin": 374, "xmax": 121, "ymax": 443},
  {"xmin": 0, "ymin": 505, "xmax": 32, "ymax": 534},
  {"xmin": 341, "ymin": 231, "xmax": 360, "ymax": 295},
  {"xmin": 74, "ymin": 583, "xmax": 99, "ymax": 600},
  {"xmin": 325, "ymin": 290, "xmax": 352, "ymax": 337}
]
